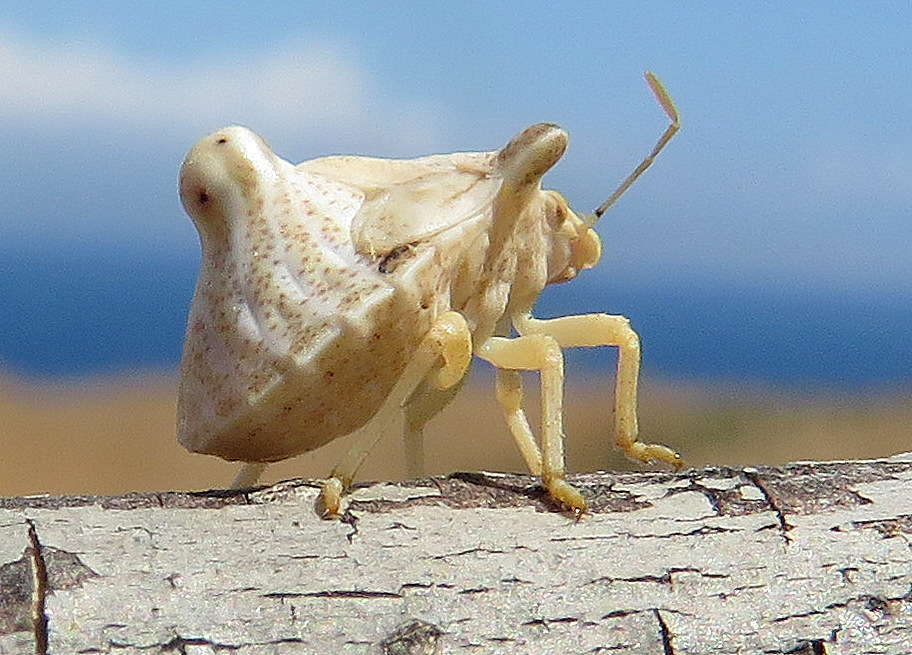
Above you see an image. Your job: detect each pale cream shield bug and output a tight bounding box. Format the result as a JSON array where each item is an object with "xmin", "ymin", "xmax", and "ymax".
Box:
[{"xmin": 177, "ymin": 72, "xmax": 682, "ymax": 517}]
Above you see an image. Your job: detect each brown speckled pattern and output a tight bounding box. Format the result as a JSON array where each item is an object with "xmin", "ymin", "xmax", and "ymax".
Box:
[
  {"xmin": 177, "ymin": 128, "xmax": 439, "ymax": 461},
  {"xmin": 176, "ymin": 124, "xmax": 597, "ymax": 463}
]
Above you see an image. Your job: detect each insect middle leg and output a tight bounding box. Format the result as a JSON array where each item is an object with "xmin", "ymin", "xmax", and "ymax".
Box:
[
  {"xmin": 401, "ymin": 379, "xmax": 466, "ymax": 478},
  {"xmin": 320, "ymin": 310, "xmax": 473, "ymax": 517},
  {"xmin": 516, "ymin": 313, "xmax": 682, "ymax": 469},
  {"xmin": 477, "ymin": 334, "xmax": 586, "ymax": 515},
  {"xmin": 494, "ymin": 369, "xmax": 543, "ymax": 475}
]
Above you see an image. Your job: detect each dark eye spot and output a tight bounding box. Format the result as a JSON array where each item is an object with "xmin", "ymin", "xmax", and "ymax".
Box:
[
  {"xmin": 216, "ymin": 137, "xmax": 227, "ymax": 145},
  {"xmin": 198, "ymin": 190, "xmax": 210, "ymax": 203}
]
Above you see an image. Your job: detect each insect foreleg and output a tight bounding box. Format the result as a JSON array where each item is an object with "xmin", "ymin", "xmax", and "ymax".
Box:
[
  {"xmin": 516, "ymin": 314, "xmax": 683, "ymax": 469},
  {"xmin": 477, "ymin": 334, "xmax": 586, "ymax": 516},
  {"xmin": 320, "ymin": 310, "xmax": 472, "ymax": 517}
]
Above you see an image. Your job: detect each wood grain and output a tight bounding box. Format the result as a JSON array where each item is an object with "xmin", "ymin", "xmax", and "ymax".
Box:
[{"xmin": 2, "ymin": 454, "xmax": 911, "ymax": 654}]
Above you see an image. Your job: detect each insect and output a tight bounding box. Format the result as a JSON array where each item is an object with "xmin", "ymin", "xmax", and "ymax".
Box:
[{"xmin": 177, "ymin": 72, "xmax": 682, "ymax": 517}]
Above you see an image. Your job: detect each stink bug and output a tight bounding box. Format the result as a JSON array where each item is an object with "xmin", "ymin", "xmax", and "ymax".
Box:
[{"xmin": 177, "ymin": 72, "xmax": 682, "ymax": 517}]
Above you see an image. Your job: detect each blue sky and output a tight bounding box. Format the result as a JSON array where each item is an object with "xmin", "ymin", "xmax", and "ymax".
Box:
[
  {"xmin": 1, "ymin": 4, "xmax": 911, "ymax": 382},
  {"xmin": 1, "ymin": 3, "xmax": 909, "ymax": 288}
]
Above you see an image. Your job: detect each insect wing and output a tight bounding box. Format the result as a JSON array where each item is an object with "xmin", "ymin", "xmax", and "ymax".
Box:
[
  {"xmin": 351, "ymin": 168, "xmax": 501, "ymax": 257},
  {"xmin": 299, "ymin": 153, "xmax": 501, "ymax": 258}
]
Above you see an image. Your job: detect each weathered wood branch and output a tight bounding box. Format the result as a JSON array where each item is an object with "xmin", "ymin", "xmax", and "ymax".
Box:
[{"xmin": 2, "ymin": 454, "xmax": 912, "ymax": 654}]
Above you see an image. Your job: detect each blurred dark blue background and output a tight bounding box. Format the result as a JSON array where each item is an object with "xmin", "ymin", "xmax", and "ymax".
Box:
[{"xmin": 3, "ymin": 249, "xmax": 909, "ymax": 391}]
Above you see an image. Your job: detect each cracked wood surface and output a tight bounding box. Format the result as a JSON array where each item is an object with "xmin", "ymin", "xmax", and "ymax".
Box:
[{"xmin": 1, "ymin": 454, "xmax": 912, "ymax": 654}]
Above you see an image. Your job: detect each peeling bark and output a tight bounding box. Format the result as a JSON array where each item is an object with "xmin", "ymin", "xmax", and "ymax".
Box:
[{"xmin": 1, "ymin": 454, "xmax": 911, "ymax": 654}]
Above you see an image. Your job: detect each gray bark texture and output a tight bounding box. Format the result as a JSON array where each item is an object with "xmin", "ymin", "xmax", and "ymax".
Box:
[{"xmin": 2, "ymin": 454, "xmax": 912, "ymax": 655}]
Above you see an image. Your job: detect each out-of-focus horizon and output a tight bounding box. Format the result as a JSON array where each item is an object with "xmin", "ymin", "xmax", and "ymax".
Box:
[{"xmin": 0, "ymin": 5, "xmax": 910, "ymax": 495}]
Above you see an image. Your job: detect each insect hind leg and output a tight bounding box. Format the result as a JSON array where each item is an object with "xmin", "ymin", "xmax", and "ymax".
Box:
[
  {"xmin": 230, "ymin": 462, "xmax": 268, "ymax": 489},
  {"xmin": 320, "ymin": 310, "xmax": 472, "ymax": 517}
]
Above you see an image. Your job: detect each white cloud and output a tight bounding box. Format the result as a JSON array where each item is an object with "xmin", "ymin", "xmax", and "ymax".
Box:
[
  {"xmin": 0, "ymin": 27, "xmax": 451, "ymax": 253},
  {"xmin": 0, "ymin": 28, "xmax": 445, "ymax": 154}
]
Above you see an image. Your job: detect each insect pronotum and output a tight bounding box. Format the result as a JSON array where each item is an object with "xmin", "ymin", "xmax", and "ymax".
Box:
[{"xmin": 176, "ymin": 72, "xmax": 681, "ymax": 517}]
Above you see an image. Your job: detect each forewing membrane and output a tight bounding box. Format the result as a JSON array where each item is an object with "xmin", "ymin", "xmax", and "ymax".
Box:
[{"xmin": 299, "ymin": 153, "xmax": 502, "ymax": 257}]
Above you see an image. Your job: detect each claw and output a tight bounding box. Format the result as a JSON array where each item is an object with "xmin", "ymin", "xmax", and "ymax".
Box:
[
  {"xmin": 544, "ymin": 475, "xmax": 587, "ymax": 518},
  {"xmin": 319, "ymin": 477, "xmax": 346, "ymax": 519}
]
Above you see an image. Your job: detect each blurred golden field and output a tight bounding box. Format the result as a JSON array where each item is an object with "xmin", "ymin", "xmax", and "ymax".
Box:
[{"xmin": 1, "ymin": 369, "xmax": 911, "ymax": 498}]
